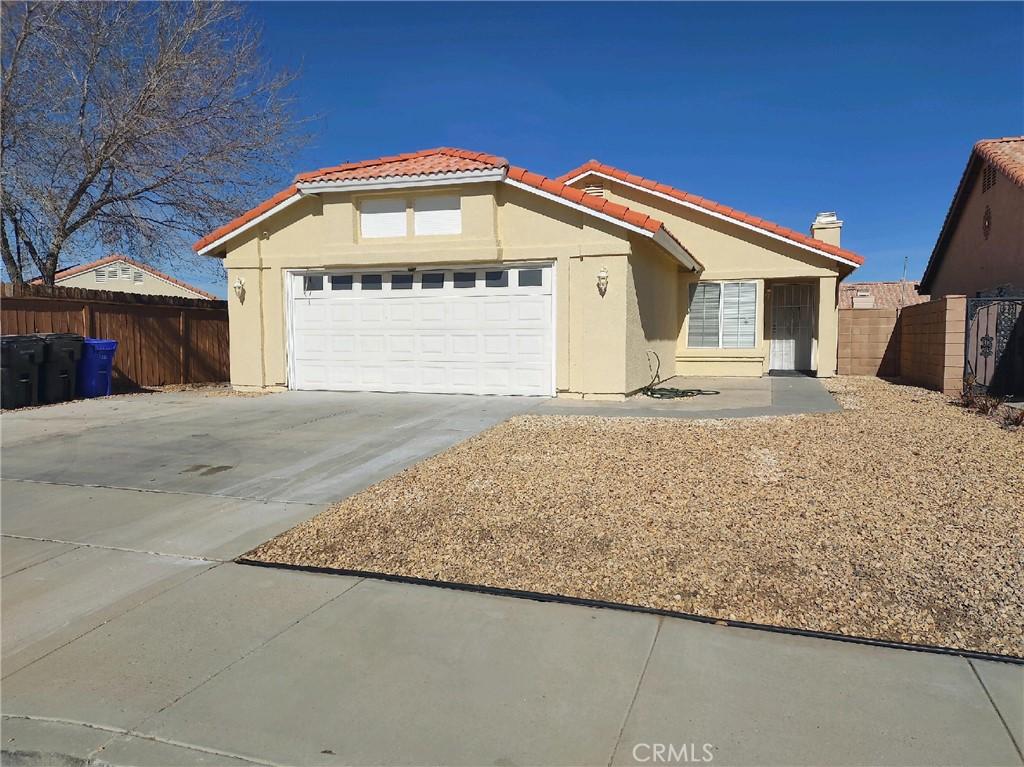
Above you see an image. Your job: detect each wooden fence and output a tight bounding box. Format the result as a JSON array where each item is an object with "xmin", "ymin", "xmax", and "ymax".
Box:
[{"xmin": 1, "ymin": 283, "xmax": 229, "ymax": 388}]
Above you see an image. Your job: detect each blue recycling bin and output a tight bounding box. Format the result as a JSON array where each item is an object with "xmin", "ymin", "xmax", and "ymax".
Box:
[{"xmin": 76, "ymin": 339, "xmax": 118, "ymax": 397}]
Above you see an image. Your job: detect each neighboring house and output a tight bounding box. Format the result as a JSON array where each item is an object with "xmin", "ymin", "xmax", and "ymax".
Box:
[
  {"xmin": 839, "ymin": 280, "xmax": 929, "ymax": 309},
  {"xmin": 195, "ymin": 147, "xmax": 864, "ymax": 398},
  {"xmin": 919, "ymin": 136, "xmax": 1024, "ymax": 298},
  {"xmin": 30, "ymin": 255, "xmax": 218, "ymax": 300}
]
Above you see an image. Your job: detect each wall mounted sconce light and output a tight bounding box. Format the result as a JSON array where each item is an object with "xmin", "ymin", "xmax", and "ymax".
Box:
[
  {"xmin": 596, "ymin": 267, "xmax": 609, "ymax": 296},
  {"xmin": 233, "ymin": 276, "xmax": 246, "ymax": 303}
]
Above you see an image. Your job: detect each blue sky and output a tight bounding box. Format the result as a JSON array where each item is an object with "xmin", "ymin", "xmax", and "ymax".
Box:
[{"xmin": 108, "ymin": 3, "xmax": 1024, "ymax": 295}]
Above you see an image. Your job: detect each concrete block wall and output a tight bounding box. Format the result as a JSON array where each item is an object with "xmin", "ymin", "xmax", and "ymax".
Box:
[
  {"xmin": 838, "ymin": 308, "xmax": 900, "ymax": 376},
  {"xmin": 897, "ymin": 296, "xmax": 966, "ymax": 395}
]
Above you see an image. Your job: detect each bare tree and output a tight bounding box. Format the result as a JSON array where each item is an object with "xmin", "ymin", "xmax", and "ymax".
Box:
[{"xmin": 0, "ymin": 1, "xmax": 306, "ymax": 285}]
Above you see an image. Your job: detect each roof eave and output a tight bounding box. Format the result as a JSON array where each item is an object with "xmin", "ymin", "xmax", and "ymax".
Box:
[{"xmin": 563, "ymin": 168, "xmax": 864, "ymax": 269}]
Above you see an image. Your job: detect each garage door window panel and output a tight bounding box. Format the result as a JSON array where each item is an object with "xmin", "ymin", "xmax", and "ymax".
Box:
[
  {"xmin": 361, "ymin": 274, "xmax": 383, "ymax": 291},
  {"xmin": 422, "ymin": 272, "xmax": 445, "ymax": 289},
  {"xmin": 391, "ymin": 274, "xmax": 413, "ymax": 290},
  {"xmin": 330, "ymin": 275, "xmax": 353, "ymax": 291},
  {"xmin": 454, "ymin": 272, "xmax": 477, "ymax": 289}
]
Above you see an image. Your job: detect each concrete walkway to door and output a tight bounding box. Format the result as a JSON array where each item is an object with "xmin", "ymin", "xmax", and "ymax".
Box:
[
  {"xmin": 2, "ymin": 389, "xmax": 1020, "ymax": 766},
  {"xmin": 538, "ymin": 375, "xmax": 841, "ymax": 419}
]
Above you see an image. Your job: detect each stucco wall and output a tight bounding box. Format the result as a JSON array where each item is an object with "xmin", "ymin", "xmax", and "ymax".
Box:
[
  {"xmin": 626, "ymin": 238, "xmax": 681, "ymax": 391},
  {"xmin": 222, "ymin": 182, "xmax": 640, "ymax": 396},
  {"xmin": 928, "ymin": 169, "xmax": 1024, "ymax": 298},
  {"xmin": 58, "ymin": 266, "xmax": 204, "ymax": 299},
  {"xmin": 591, "ymin": 179, "xmax": 847, "ymax": 376}
]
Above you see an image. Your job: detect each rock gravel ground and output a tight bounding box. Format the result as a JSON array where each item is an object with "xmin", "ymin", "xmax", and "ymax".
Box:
[{"xmin": 250, "ymin": 377, "xmax": 1024, "ymax": 657}]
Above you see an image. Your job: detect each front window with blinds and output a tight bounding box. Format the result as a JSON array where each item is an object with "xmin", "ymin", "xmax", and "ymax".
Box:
[{"xmin": 687, "ymin": 281, "xmax": 757, "ymax": 348}]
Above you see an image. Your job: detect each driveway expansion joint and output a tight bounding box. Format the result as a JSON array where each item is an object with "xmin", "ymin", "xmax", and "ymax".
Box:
[
  {"xmin": 968, "ymin": 660, "xmax": 1024, "ymax": 761},
  {"xmin": 1, "ymin": 714, "xmax": 281, "ymax": 767},
  {"xmin": 120, "ymin": 572, "xmax": 366, "ymax": 745},
  {"xmin": 608, "ymin": 616, "xmax": 662, "ymax": 766},
  {"xmin": 1, "ymin": 534, "xmax": 226, "ymax": 563},
  {"xmin": 0, "ymin": 477, "xmax": 323, "ymax": 506},
  {"xmin": 2, "ymin": 562, "xmax": 222, "ymax": 682}
]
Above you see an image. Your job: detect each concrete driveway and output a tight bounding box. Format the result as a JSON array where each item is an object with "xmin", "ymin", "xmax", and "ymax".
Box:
[{"xmin": 2, "ymin": 390, "xmax": 1022, "ymax": 766}]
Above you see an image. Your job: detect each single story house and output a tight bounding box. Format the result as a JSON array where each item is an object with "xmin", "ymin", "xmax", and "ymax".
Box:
[
  {"xmin": 31, "ymin": 254, "xmax": 218, "ymax": 300},
  {"xmin": 919, "ymin": 136, "xmax": 1023, "ymax": 298},
  {"xmin": 195, "ymin": 148, "xmax": 864, "ymax": 398}
]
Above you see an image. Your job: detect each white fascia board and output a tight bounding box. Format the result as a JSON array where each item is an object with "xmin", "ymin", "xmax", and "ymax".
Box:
[
  {"xmin": 196, "ymin": 193, "xmax": 305, "ymax": 257},
  {"xmin": 653, "ymin": 228, "xmax": 701, "ymax": 272},
  {"xmin": 563, "ymin": 171, "xmax": 861, "ymax": 269},
  {"xmin": 504, "ymin": 178, "xmax": 699, "ymax": 271},
  {"xmin": 296, "ymin": 168, "xmax": 506, "ymax": 193}
]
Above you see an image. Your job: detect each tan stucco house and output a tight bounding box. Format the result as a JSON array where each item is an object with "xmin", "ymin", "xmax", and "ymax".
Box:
[
  {"xmin": 195, "ymin": 148, "xmax": 864, "ymax": 398},
  {"xmin": 31, "ymin": 254, "xmax": 218, "ymax": 300},
  {"xmin": 919, "ymin": 136, "xmax": 1024, "ymax": 298}
]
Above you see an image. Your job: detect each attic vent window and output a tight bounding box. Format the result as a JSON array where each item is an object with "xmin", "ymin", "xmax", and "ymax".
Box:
[
  {"xmin": 95, "ymin": 270, "xmax": 106, "ymax": 283},
  {"xmin": 583, "ymin": 184, "xmax": 605, "ymax": 198},
  {"xmin": 982, "ymin": 165, "xmax": 997, "ymax": 193},
  {"xmin": 132, "ymin": 270, "xmax": 144, "ymax": 283}
]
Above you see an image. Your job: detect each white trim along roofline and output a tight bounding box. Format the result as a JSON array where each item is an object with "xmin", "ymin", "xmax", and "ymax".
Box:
[
  {"xmin": 503, "ymin": 178, "xmax": 700, "ymax": 271},
  {"xmin": 561, "ymin": 170, "xmax": 861, "ymax": 269},
  {"xmin": 195, "ymin": 193, "xmax": 305, "ymax": 257},
  {"xmin": 296, "ymin": 168, "xmax": 507, "ymax": 193},
  {"xmin": 197, "ymin": 171, "xmax": 700, "ymax": 272}
]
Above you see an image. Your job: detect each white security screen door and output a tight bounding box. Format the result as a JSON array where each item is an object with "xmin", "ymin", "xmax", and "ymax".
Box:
[
  {"xmin": 289, "ymin": 265, "xmax": 554, "ymax": 396},
  {"xmin": 769, "ymin": 283, "xmax": 815, "ymax": 371}
]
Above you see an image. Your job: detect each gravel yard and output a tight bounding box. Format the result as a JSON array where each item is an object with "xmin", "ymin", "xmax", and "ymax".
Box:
[{"xmin": 250, "ymin": 377, "xmax": 1024, "ymax": 657}]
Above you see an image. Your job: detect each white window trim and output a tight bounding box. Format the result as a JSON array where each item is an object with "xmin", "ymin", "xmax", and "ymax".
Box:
[{"xmin": 688, "ymin": 280, "xmax": 758, "ymax": 349}]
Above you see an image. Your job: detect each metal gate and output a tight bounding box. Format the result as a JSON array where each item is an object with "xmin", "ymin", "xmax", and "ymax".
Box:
[{"xmin": 965, "ymin": 297, "xmax": 1024, "ymax": 396}]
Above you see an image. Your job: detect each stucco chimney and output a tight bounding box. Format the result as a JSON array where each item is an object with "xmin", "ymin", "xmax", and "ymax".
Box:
[{"xmin": 810, "ymin": 211, "xmax": 843, "ymax": 247}]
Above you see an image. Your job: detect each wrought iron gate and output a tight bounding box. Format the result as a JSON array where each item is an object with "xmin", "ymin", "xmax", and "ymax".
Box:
[{"xmin": 965, "ymin": 297, "xmax": 1024, "ymax": 396}]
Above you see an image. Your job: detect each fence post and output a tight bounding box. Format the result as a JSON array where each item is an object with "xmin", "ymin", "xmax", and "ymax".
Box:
[
  {"xmin": 82, "ymin": 303, "xmax": 93, "ymax": 337},
  {"xmin": 179, "ymin": 309, "xmax": 189, "ymax": 384}
]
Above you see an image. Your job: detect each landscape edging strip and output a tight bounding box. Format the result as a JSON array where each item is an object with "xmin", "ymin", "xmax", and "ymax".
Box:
[{"xmin": 234, "ymin": 557, "xmax": 1023, "ymax": 666}]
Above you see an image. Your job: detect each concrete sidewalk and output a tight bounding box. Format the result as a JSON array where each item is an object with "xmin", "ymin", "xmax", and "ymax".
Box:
[{"xmin": 2, "ymin": 563, "xmax": 1021, "ymax": 767}]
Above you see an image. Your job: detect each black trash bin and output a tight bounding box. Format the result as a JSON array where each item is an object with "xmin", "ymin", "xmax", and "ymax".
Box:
[
  {"xmin": 1, "ymin": 335, "xmax": 46, "ymax": 409},
  {"xmin": 36, "ymin": 333, "xmax": 84, "ymax": 404}
]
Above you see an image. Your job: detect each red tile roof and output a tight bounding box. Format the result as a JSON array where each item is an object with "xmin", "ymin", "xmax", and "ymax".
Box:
[
  {"xmin": 297, "ymin": 147, "xmax": 507, "ymax": 184},
  {"xmin": 839, "ymin": 281, "xmax": 929, "ymax": 310},
  {"xmin": 556, "ymin": 160, "xmax": 865, "ymax": 266},
  {"xmin": 194, "ymin": 148, "xmax": 694, "ymax": 263},
  {"xmin": 193, "ymin": 184, "xmax": 299, "ymax": 255},
  {"xmin": 975, "ymin": 136, "xmax": 1024, "ymax": 187},
  {"xmin": 29, "ymin": 254, "xmax": 218, "ymax": 300},
  {"xmin": 504, "ymin": 165, "xmax": 694, "ymax": 263},
  {"xmin": 920, "ymin": 136, "xmax": 1024, "ymax": 292}
]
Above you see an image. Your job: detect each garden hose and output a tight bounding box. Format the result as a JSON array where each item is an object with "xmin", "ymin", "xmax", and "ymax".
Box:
[{"xmin": 642, "ymin": 349, "xmax": 720, "ymax": 399}]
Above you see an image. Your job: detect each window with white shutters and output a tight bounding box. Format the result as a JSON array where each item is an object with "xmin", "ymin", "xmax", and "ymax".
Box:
[
  {"xmin": 687, "ymin": 282, "xmax": 721, "ymax": 348},
  {"xmin": 360, "ymin": 198, "xmax": 407, "ymax": 238},
  {"xmin": 687, "ymin": 281, "xmax": 757, "ymax": 349},
  {"xmin": 413, "ymin": 196, "xmax": 461, "ymax": 235}
]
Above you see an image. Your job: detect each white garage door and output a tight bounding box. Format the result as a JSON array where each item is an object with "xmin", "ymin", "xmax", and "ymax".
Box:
[{"xmin": 289, "ymin": 265, "xmax": 554, "ymax": 396}]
